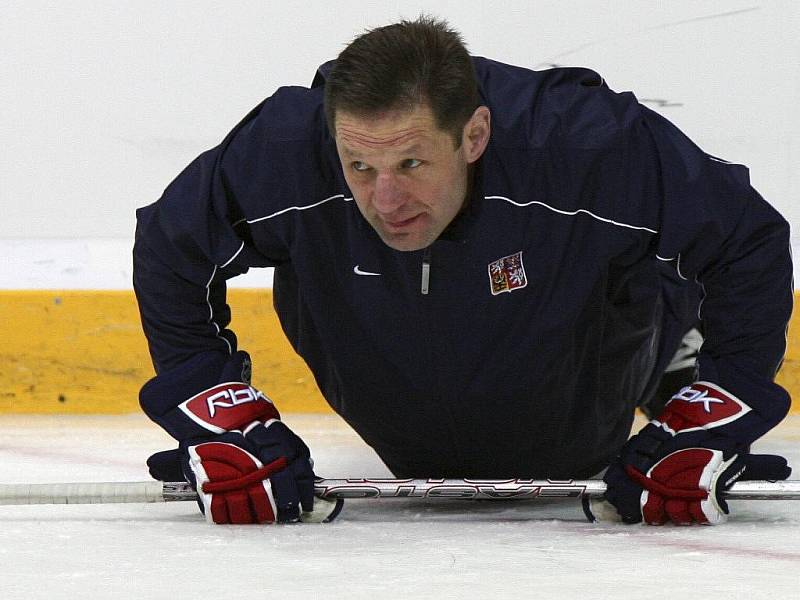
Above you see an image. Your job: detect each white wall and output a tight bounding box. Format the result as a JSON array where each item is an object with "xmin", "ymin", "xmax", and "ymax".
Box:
[{"xmin": 3, "ymin": 1, "xmax": 798, "ymax": 288}]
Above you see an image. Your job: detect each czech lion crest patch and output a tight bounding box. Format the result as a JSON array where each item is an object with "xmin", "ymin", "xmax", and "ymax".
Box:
[{"xmin": 488, "ymin": 251, "xmax": 527, "ymax": 295}]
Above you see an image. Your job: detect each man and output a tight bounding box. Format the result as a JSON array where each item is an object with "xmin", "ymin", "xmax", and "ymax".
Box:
[{"xmin": 135, "ymin": 16, "xmax": 792, "ymax": 526}]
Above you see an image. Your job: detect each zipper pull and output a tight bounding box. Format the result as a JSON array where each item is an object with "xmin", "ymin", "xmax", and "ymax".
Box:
[{"xmin": 421, "ymin": 247, "xmax": 432, "ymax": 295}]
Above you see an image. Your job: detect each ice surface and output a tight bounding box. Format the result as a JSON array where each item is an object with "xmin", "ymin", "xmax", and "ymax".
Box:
[{"xmin": 0, "ymin": 413, "xmax": 798, "ymax": 599}]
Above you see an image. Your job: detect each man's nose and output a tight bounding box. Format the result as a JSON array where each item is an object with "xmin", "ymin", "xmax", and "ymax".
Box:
[{"xmin": 373, "ymin": 172, "xmax": 405, "ymax": 213}]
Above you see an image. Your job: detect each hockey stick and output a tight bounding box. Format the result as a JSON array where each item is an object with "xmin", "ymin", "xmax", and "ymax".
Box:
[{"xmin": 1, "ymin": 478, "xmax": 799, "ymax": 505}]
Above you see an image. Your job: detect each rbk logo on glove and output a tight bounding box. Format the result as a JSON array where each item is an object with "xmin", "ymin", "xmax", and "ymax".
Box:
[
  {"xmin": 654, "ymin": 381, "xmax": 751, "ymax": 435},
  {"xmin": 179, "ymin": 382, "xmax": 280, "ymax": 434}
]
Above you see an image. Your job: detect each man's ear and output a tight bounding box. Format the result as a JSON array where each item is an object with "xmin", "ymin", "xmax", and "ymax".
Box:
[{"xmin": 462, "ymin": 106, "xmax": 491, "ymax": 164}]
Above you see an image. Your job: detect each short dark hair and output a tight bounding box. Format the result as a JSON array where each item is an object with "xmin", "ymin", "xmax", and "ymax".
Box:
[{"xmin": 324, "ymin": 16, "xmax": 481, "ymax": 147}]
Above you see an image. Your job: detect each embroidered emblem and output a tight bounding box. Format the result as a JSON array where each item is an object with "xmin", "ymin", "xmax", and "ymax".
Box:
[{"xmin": 488, "ymin": 251, "xmax": 528, "ymax": 295}]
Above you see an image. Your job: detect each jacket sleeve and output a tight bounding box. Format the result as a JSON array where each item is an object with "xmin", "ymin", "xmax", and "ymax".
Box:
[
  {"xmin": 626, "ymin": 103, "xmax": 793, "ymax": 429},
  {"xmin": 133, "ymin": 99, "xmax": 291, "ymax": 375}
]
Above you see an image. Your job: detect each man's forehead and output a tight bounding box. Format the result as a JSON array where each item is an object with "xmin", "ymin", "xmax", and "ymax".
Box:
[
  {"xmin": 334, "ymin": 105, "xmax": 442, "ymax": 151},
  {"xmin": 338, "ymin": 139, "xmax": 427, "ymax": 157}
]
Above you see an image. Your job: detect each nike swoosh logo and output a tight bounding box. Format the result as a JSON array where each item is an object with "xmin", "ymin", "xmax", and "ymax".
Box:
[{"xmin": 353, "ymin": 265, "xmax": 381, "ymax": 276}]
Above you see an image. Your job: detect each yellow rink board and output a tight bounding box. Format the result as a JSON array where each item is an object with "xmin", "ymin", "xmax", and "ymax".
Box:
[
  {"xmin": 0, "ymin": 290, "xmax": 327, "ymax": 414},
  {"xmin": 1, "ymin": 289, "xmax": 799, "ymax": 414}
]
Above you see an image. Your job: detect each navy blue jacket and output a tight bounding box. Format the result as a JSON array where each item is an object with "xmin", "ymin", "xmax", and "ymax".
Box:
[{"xmin": 134, "ymin": 57, "xmax": 792, "ymax": 478}]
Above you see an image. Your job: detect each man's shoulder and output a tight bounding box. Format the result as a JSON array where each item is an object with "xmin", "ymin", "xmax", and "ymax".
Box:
[
  {"xmin": 473, "ymin": 57, "xmax": 641, "ymax": 150},
  {"xmin": 253, "ymin": 84, "xmax": 328, "ymax": 143},
  {"xmin": 219, "ymin": 82, "xmax": 342, "ymax": 225},
  {"xmin": 472, "ymin": 56, "xmax": 603, "ymax": 87},
  {"xmin": 226, "ymin": 80, "xmax": 336, "ymax": 181}
]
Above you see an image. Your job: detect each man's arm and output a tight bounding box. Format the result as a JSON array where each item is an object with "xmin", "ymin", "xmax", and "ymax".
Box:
[
  {"xmin": 641, "ymin": 107, "xmax": 792, "ymax": 388},
  {"xmin": 132, "ymin": 93, "xmax": 337, "ymax": 524},
  {"xmin": 636, "ymin": 105, "xmax": 792, "ymax": 422},
  {"xmin": 133, "ymin": 98, "xmax": 288, "ymax": 373},
  {"xmin": 603, "ymin": 103, "xmax": 793, "ymax": 524}
]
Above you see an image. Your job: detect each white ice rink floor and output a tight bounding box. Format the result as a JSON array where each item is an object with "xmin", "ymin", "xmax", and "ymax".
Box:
[{"xmin": 0, "ymin": 413, "xmax": 798, "ymax": 600}]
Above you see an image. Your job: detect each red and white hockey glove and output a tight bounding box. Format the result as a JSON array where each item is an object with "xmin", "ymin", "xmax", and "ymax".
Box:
[
  {"xmin": 187, "ymin": 438, "xmax": 287, "ymax": 524},
  {"xmin": 141, "ymin": 351, "xmax": 342, "ymax": 524},
  {"xmin": 624, "ymin": 447, "xmax": 741, "ymax": 525},
  {"xmin": 599, "ymin": 381, "xmax": 791, "ymax": 525}
]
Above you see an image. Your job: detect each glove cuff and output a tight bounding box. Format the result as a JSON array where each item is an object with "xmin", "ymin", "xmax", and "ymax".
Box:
[
  {"xmin": 178, "ymin": 381, "xmax": 280, "ymax": 435},
  {"xmin": 140, "ymin": 351, "xmax": 280, "ymax": 440},
  {"xmin": 652, "ymin": 381, "xmax": 751, "ymax": 436}
]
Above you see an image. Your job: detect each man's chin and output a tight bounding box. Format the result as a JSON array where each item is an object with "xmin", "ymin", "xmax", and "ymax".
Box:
[
  {"xmin": 380, "ymin": 235, "xmax": 427, "ymax": 252},
  {"xmin": 377, "ymin": 230, "xmax": 432, "ymax": 252}
]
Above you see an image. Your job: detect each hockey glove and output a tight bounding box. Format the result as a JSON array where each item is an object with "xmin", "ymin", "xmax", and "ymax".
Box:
[
  {"xmin": 140, "ymin": 350, "xmax": 342, "ymax": 524},
  {"xmin": 598, "ymin": 380, "xmax": 791, "ymax": 525}
]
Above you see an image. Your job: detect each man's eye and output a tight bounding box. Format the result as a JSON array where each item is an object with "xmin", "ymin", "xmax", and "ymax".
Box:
[
  {"xmin": 352, "ymin": 161, "xmax": 370, "ymax": 172},
  {"xmin": 402, "ymin": 159, "xmax": 422, "ymax": 169}
]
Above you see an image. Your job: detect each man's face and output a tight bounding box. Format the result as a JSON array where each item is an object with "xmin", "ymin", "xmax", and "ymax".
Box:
[{"xmin": 335, "ymin": 103, "xmax": 485, "ymax": 252}]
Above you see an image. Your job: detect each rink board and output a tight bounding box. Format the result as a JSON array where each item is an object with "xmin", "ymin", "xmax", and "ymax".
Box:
[{"xmin": 1, "ymin": 289, "xmax": 799, "ymax": 414}]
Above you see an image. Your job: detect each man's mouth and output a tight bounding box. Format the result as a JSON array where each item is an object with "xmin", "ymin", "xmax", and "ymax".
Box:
[{"xmin": 383, "ymin": 214, "xmax": 422, "ymax": 231}]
